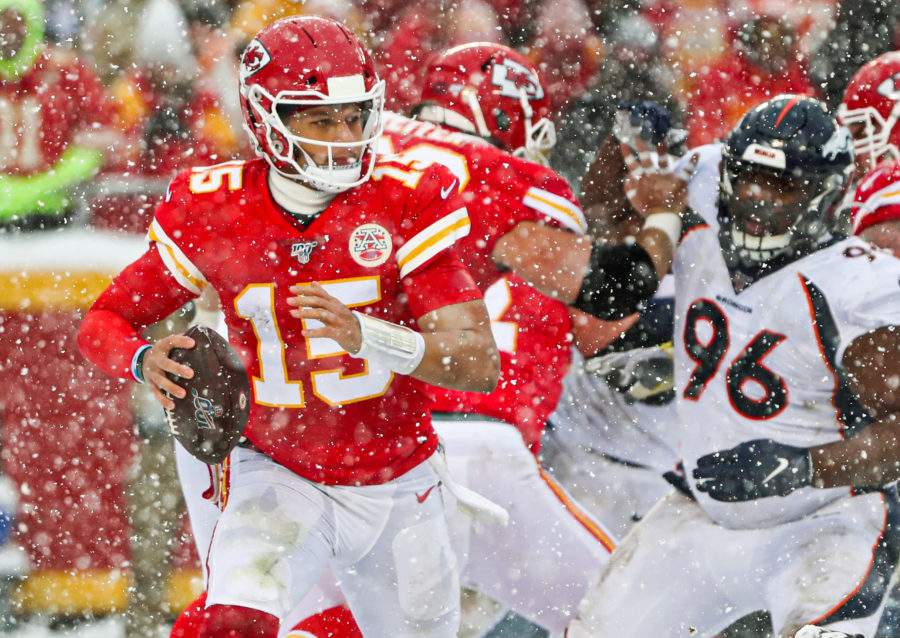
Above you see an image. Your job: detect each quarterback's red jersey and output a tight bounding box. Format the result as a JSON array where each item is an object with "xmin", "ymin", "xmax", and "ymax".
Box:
[
  {"xmin": 0, "ymin": 48, "xmax": 112, "ymax": 175},
  {"xmin": 381, "ymin": 113, "xmax": 587, "ymax": 451},
  {"xmin": 79, "ymin": 157, "xmax": 481, "ymax": 486}
]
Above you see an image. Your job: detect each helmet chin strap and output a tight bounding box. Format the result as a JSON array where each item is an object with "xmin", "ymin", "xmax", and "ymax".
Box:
[
  {"xmin": 459, "ymin": 87, "xmax": 492, "ymax": 138},
  {"xmin": 515, "ymin": 86, "xmax": 556, "ymax": 164},
  {"xmin": 271, "ymin": 141, "xmax": 365, "ymax": 194}
]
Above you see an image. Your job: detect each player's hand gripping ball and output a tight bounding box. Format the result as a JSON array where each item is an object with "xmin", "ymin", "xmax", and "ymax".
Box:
[{"xmin": 164, "ymin": 325, "xmax": 251, "ymax": 464}]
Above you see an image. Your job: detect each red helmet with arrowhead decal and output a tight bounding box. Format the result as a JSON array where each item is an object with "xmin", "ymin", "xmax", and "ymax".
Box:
[
  {"xmin": 851, "ymin": 158, "xmax": 900, "ymax": 235},
  {"xmin": 839, "ymin": 51, "xmax": 900, "ymax": 175},
  {"xmin": 238, "ymin": 15, "xmax": 385, "ymax": 192},
  {"xmin": 414, "ymin": 42, "xmax": 556, "ymax": 164}
]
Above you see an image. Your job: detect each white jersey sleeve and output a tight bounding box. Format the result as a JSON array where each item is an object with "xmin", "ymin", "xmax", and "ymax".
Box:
[{"xmin": 807, "ymin": 241, "xmax": 900, "ymax": 361}]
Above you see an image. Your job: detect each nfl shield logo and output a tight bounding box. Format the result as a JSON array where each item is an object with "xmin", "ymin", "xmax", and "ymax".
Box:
[{"xmin": 291, "ymin": 241, "xmax": 318, "ymax": 264}]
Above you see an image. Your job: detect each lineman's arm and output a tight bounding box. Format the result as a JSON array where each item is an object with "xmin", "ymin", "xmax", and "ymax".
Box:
[
  {"xmin": 289, "ymin": 284, "xmax": 499, "ymax": 394},
  {"xmin": 493, "ymin": 139, "xmax": 690, "ymax": 320},
  {"xmin": 809, "ymin": 326, "xmax": 900, "ymax": 488},
  {"xmin": 692, "ymin": 326, "xmax": 900, "ymax": 501},
  {"xmin": 493, "ymin": 222, "xmax": 674, "ymax": 302}
]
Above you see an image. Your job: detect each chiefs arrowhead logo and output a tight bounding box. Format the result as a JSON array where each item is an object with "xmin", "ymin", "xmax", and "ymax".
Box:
[
  {"xmin": 877, "ymin": 72, "xmax": 900, "ymax": 100},
  {"xmin": 240, "ymin": 39, "xmax": 271, "ymax": 80},
  {"xmin": 491, "ymin": 58, "xmax": 544, "ymax": 101}
]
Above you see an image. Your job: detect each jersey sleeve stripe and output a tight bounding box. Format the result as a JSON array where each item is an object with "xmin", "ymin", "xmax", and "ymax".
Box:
[
  {"xmin": 148, "ymin": 220, "xmax": 207, "ymax": 295},
  {"xmin": 538, "ymin": 466, "xmax": 617, "ymax": 553},
  {"xmin": 523, "ymin": 187, "xmax": 587, "ymax": 234},
  {"xmin": 396, "ymin": 208, "xmax": 471, "ymax": 278}
]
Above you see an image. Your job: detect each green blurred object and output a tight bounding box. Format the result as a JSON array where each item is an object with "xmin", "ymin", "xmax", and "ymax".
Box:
[
  {"xmin": 0, "ymin": 146, "xmax": 104, "ymax": 221},
  {"xmin": 0, "ymin": 0, "xmax": 44, "ymax": 82}
]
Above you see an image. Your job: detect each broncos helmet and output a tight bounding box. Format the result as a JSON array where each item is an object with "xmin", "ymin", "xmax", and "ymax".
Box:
[
  {"xmin": 238, "ymin": 16, "xmax": 385, "ymax": 193},
  {"xmin": 718, "ymin": 95, "xmax": 854, "ymax": 264}
]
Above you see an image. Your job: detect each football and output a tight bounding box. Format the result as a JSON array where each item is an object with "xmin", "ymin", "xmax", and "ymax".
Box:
[{"xmin": 163, "ymin": 325, "xmax": 251, "ymax": 465}]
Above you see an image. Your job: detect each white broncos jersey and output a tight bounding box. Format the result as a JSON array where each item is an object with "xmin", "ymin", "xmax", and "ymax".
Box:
[{"xmin": 674, "ymin": 145, "xmax": 900, "ymax": 529}]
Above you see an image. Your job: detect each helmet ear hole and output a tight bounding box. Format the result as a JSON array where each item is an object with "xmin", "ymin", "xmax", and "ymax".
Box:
[
  {"xmin": 494, "ymin": 109, "xmax": 511, "ymax": 132},
  {"xmin": 270, "ymin": 135, "xmax": 285, "ymax": 154}
]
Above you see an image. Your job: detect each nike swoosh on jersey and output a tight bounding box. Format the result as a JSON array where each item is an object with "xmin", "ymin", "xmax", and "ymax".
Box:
[
  {"xmin": 416, "ymin": 484, "xmax": 438, "ymax": 503},
  {"xmin": 440, "ymin": 181, "xmax": 457, "ymax": 199},
  {"xmin": 762, "ymin": 457, "xmax": 790, "ymax": 484}
]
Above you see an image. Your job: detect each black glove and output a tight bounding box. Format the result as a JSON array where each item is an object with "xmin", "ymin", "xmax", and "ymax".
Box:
[{"xmin": 692, "ymin": 438, "xmax": 813, "ymax": 502}]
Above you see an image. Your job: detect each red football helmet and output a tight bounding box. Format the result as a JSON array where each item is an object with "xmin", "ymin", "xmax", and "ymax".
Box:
[
  {"xmin": 415, "ymin": 42, "xmax": 556, "ymax": 164},
  {"xmin": 839, "ymin": 51, "xmax": 900, "ymax": 174},
  {"xmin": 851, "ymin": 158, "xmax": 900, "ymax": 235},
  {"xmin": 238, "ymin": 16, "xmax": 385, "ymax": 193}
]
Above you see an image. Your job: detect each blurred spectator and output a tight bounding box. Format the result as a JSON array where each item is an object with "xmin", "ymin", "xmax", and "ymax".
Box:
[
  {"xmin": 92, "ymin": 0, "xmax": 225, "ymax": 233},
  {"xmin": 184, "ymin": 0, "xmax": 243, "ymax": 162},
  {"xmin": 483, "ymin": 0, "xmax": 532, "ymax": 46},
  {"xmin": 811, "ymin": 0, "xmax": 900, "ymax": 109},
  {"xmin": 376, "ymin": 0, "xmax": 503, "ymax": 113},
  {"xmin": 551, "ymin": 11, "xmax": 677, "ymax": 189},
  {"xmin": 683, "ymin": 14, "xmax": 818, "ymax": 146},
  {"xmin": 82, "ymin": 0, "xmax": 142, "ymax": 85},
  {"xmin": 229, "ymin": 0, "xmax": 366, "ymax": 46},
  {"xmin": 42, "ymin": 0, "xmax": 81, "ymax": 45},
  {"xmin": 0, "ymin": 0, "xmax": 115, "ymax": 229},
  {"xmin": 526, "ymin": 0, "xmax": 603, "ymax": 114}
]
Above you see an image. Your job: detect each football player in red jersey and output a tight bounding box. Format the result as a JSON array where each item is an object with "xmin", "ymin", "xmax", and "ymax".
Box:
[{"xmin": 78, "ymin": 16, "xmax": 501, "ymax": 638}]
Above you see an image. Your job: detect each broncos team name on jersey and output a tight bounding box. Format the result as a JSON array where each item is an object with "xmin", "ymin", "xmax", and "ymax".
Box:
[
  {"xmin": 149, "ymin": 157, "xmax": 481, "ymax": 486},
  {"xmin": 381, "ymin": 112, "xmax": 588, "ymax": 451},
  {"xmin": 674, "ymin": 146, "xmax": 900, "ymax": 529}
]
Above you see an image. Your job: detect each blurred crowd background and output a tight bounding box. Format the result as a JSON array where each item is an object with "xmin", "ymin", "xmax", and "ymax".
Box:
[
  {"xmin": 5, "ymin": 0, "xmax": 900, "ymax": 231},
  {"xmin": 0, "ymin": 0, "xmax": 899, "ymax": 635}
]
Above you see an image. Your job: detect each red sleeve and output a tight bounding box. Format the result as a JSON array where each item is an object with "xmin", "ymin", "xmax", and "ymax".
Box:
[
  {"xmin": 393, "ymin": 162, "xmax": 472, "ymax": 276},
  {"xmin": 482, "ymin": 158, "xmax": 586, "ymax": 240},
  {"xmin": 518, "ymin": 163, "xmax": 587, "ymax": 232},
  {"xmin": 402, "ymin": 248, "xmax": 482, "ymax": 318},
  {"xmin": 78, "ymin": 248, "xmax": 197, "ymax": 380}
]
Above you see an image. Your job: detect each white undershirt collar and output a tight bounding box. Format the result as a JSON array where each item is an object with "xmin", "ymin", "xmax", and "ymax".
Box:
[{"xmin": 268, "ymin": 170, "xmax": 336, "ymax": 221}]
